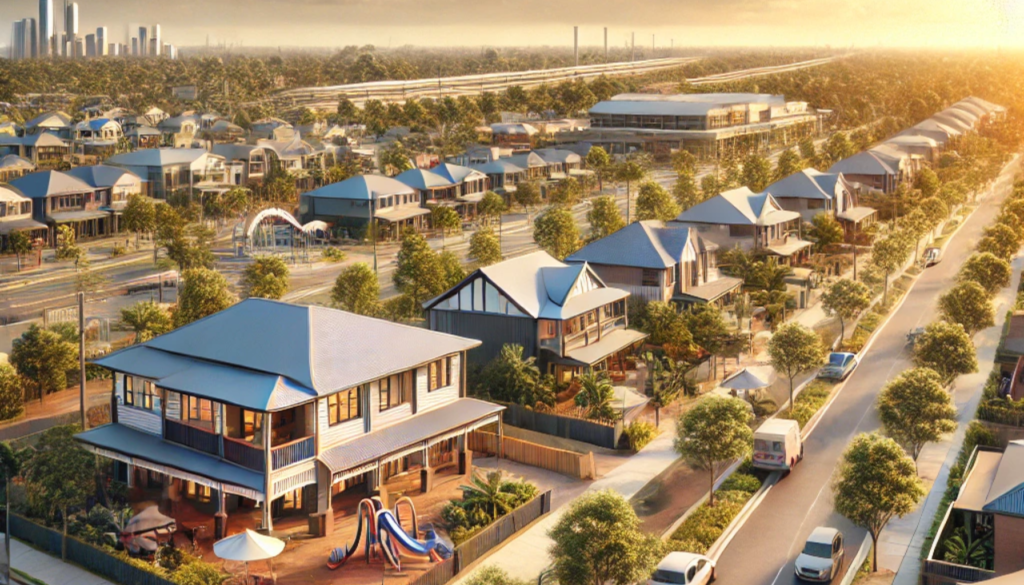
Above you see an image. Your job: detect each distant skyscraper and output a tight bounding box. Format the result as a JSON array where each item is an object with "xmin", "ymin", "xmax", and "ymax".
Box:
[
  {"xmin": 138, "ymin": 26, "xmax": 148, "ymax": 56},
  {"xmin": 151, "ymin": 24, "xmax": 161, "ymax": 56},
  {"xmin": 109, "ymin": 43, "xmax": 118, "ymax": 56},
  {"xmin": 85, "ymin": 33, "xmax": 95, "ymax": 57},
  {"xmin": 39, "ymin": 0, "xmax": 54, "ymax": 56},
  {"xmin": 96, "ymin": 27, "xmax": 107, "ymax": 55},
  {"xmin": 131, "ymin": 37, "xmax": 138, "ymax": 55},
  {"xmin": 64, "ymin": 1, "xmax": 78, "ymax": 56},
  {"xmin": 74, "ymin": 36, "xmax": 83, "ymax": 57},
  {"xmin": 10, "ymin": 20, "xmax": 25, "ymax": 59}
]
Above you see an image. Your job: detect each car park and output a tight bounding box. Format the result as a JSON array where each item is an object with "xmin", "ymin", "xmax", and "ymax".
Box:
[
  {"xmin": 817, "ymin": 352, "xmax": 858, "ymax": 381},
  {"xmin": 794, "ymin": 527, "xmax": 844, "ymax": 582},
  {"xmin": 649, "ymin": 552, "xmax": 716, "ymax": 585}
]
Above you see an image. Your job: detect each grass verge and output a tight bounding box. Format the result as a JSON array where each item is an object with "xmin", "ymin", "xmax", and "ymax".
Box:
[{"xmin": 666, "ymin": 461, "xmax": 762, "ymax": 554}]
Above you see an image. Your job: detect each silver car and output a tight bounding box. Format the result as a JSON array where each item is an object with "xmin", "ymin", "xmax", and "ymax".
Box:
[{"xmin": 794, "ymin": 527, "xmax": 844, "ymax": 582}]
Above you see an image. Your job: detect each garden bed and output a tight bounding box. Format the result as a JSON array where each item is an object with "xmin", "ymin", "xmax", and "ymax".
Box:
[
  {"xmin": 779, "ymin": 379, "xmax": 837, "ymax": 429},
  {"xmin": 666, "ymin": 462, "xmax": 763, "ymax": 554}
]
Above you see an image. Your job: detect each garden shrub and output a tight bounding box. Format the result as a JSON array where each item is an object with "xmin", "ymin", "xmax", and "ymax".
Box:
[
  {"xmin": 624, "ymin": 420, "xmax": 657, "ymax": 452},
  {"xmin": 321, "ymin": 247, "xmax": 347, "ymax": 262},
  {"xmin": 719, "ymin": 472, "xmax": 761, "ymax": 495}
]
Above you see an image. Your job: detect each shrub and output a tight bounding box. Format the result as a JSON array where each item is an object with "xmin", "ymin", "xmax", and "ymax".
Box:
[
  {"xmin": 720, "ymin": 472, "xmax": 761, "ymax": 494},
  {"xmin": 670, "ymin": 497, "xmax": 745, "ymax": 553},
  {"xmin": 441, "ymin": 502, "xmax": 469, "ymax": 530},
  {"xmin": 463, "ymin": 566, "xmax": 531, "ymax": 585},
  {"xmin": 450, "ymin": 525, "xmax": 483, "ymax": 546},
  {"xmin": 110, "ymin": 244, "xmax": 127, "ymax": 258},
  {"xmin": 173, "ymin": 560, "xmax": 229, "ymax": 585},
  {"xmin": 321, "ymin": 247, "xmax": 347, "ymax": 262},
  {"xmin": 499, "ymin": 480, "xmax": 539, "ymax": 507},
  {"xmin": 624, "ymin": 420, "xmax": 658, "ymax": 452}
]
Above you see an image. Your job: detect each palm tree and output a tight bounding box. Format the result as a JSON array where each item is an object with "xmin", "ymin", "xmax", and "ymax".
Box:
[
  {"xmin": 459, "ymin": 470, "xmax": 516, "ymax": 520},
  {"xmin": 574, "ymin": 372, "xmax": 620, "ymax": 421},
  {"xmin": 643, "ymin": 352, "xmax": 687, "ymax": 426}
]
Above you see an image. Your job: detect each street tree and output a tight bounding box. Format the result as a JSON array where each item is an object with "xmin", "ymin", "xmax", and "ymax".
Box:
[
  {"xmin": 54, "ymin": 225, "xmax": 82, "ymax": 262},
  {"xmin": 823, "ymin": 132, "xmax": 855, "ymax": 164},
  {"xmin": 240, "ymin": 255, "xmax": 290, "ymax": 300},
  {"xmin": 870, "ymin": 233, "xmax": 912, "ymax": 305},
  {"xmin": 533, "ymin": 206, "xmax": 581, "ymax": 260},
  {"xmin": 798, "ymin": 138, "xmax": 817, "ymax": 161},
  {"xmin": 913, "ymin": 321, "xmax": 978, "ymax": 386},
  {"xmin": 821, "ymin": 279, "xmax": 872, "ymax": 343},
  {"xmin": 643, "ymin": 353, "xmax": 688, "ymax": 426},
  {"xmin": 939, "ymin": 182, "xmax": 968, "ymax": 213},
  {"xmin": 23, "ymin": 425, "xmax": 96, "ymax": 560},
  {"xmin": 634, "ymin": 181, "xmax": 681, "ymax": 222},
  {"xmin": 548, "ymin": 490, "xmax": 663, "ymax": 585},
  {"xmin": 977, "ymin": 223, "xmax": 1021, "ymax": 261},
  {"xmin": 0, "ymin": 364, "xmax": 25, "ymax": 422},
  {"xmin": 513, "ymin": 180, "xmax": 542, "ymax": 217},
  {"xmin": 394, "ymin": 229, "xmax": 447, "ymax": 305},
  {"xmin": 674, "ymin": 396, "xmax": 752, "ymax": 506},
  {"xmin": 774, "ymin": 148, "xmax": 803, "ymax": 181},
  {"xmin": 768, "ymin": 322, "xmax": 824, "ymax": 411},
  {"xmin": 939, "ymin": 280, "xmax": 995, "ymax": 336},
  {"xmin": 469, "ymin": 227, "xmax": 502, "ymax": 266},
  {"xmin": 120, "ymin": 300, "xmax": 173, "ymax": 343},
  {"xmin": 331, "ymin": 263, "xmax": 381, "ymax": 316},
  {"xmin": 586, "ymin": 146, "xmax": 612, "ymax": 191},
  {"xmin": 173, "ymin": 268, "xmax": 235, "ymax": 327},
  {"xmin": 673, "ymin": 171, "xmax": 701, "ymax": 211},
  {"xmin": 958, "ymin": 252, "xmax": 1012, "ymax": 297},
  {"xmin": 808, "ymin": 212, "xmax": 845, "ymax": 252},
  {"xmin": 637, "ymin": 301, "xmax": 693, "ymax": 350},
  {"xmin": 5, "ymin": 231, "xmax": 32, "ymax": 272},
  {"xmin": 670, "ymin": 149, "xmax": 697, "ymax": 176},
  {"xmin": 877, "ymin": 367, "xmax": 957, "ymax": 464},
  {"xmin": 901, "ymin": 208, "xmax": 931, "ymax": 264},
  {"xmin": 741, "ymin": 152, "xmax": 772, "ymax": 192},
  {"xmin": 832, "ymin": 433, "xmax": 925, "ymax": 572},
  {"xmin": 438, "ymin": 250, "xmax": 467, "ymax": 290},
  {"xmin": 587, "ymin": 195, "xmax": 626, "ymax": 240},
  {"xmin": 549, "ymin": 177, "xmax": 584, "ymax": 207},
  {"xmin": 9, "ymin": 325, "xmax": 77, "ymax": 400},
  {"xmin": 431, "ymin": 205, "xmax": 463, "ymax": 244},
  {"xmin": 615, "ymin": 155, "xmax": 650, "ymax": 223},
  {"xmin": 920, "ymin": 197, "xmax": 949, "ymax": 234},
  {"xmin": 915, "ymin": 167, "xmax": 940, "ymax": 199},
  {"xmin": 683, "ymin": 303, "xmax": 730, "ymax": 359},
  {"xmin": 701, "ymin": 174, "xmax": 721, "ymax": 199},
  {"xmin": 477, "ymin": 191, "xmax": 507, "ymax": 226}
]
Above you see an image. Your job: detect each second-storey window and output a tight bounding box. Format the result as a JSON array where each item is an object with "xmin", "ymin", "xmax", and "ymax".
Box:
[
  {"xmin": 379, "ymin": 371, "xmax": 412, "ymax": 411},
  {"xmin": 428, "ymin": 357, "xmax": 453, "ymax": 391},
  {"xmin": 188, "ymin": 396, "xmax": 213, "ymax": 424},
  {"xmin": 328, "ymin": 387, "xmax": 361, "ymax": 426},
  {"xmin": 641, "ymin": 269, "xmax": 660, "ymax": 287},
  {"xmin": 124, "ymin": 375, "xmax": 134, "ymax": 405}
]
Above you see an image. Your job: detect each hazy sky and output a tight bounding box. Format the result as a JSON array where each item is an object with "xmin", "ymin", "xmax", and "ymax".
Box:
[{"xmin": 3, "ymin": 0, "xmax": 1024, "ymax": 49}]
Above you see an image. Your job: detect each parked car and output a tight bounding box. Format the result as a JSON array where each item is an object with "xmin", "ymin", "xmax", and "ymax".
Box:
[
  {"xmin": 794, "ymin": 527, "xmax": 844, "ymax": 582},
  {"xmin": 906, "ymin": 326, "xmax": 926, "ymax": 347},
  {"xmin": 817, "ymin": 352, "xmax": 858, "ymax": 381},
  {"xmin": 649, "ymin": 552, "xmax": 716, "ymax": 585},
  {"xmin": 752, "ymin": 418, "xmax": 802, "ymax": 472},
  {"xmin": 922, "ymin": 247, "xmax": 942, "ymax": 267}
]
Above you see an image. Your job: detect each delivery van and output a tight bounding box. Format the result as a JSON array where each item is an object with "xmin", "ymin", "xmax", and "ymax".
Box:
[{"xmin": 752, "ymin": 418, "xmax": 803, "ymax": 472}]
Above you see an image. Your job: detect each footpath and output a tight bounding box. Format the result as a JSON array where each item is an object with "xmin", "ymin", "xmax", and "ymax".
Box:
[{"xmin": 5, "ymin": 536, "xmax": 114, "ymax": 585}]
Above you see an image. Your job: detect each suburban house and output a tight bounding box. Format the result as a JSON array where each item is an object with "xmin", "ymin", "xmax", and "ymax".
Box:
[
  {"xmin": 566, "ymin": 220, "xmax": 743, "ymax": 307},
  {"xmin": 883, "ymin": 135, "xmax": 941, "ymax": 163},
  {"xmin": 0, "ymin": 154, "xmax": 36, "ymax": 182},
  {"xmin": 251, "ymin": 118, "xmax": 296, "ymax": 141},
  {"xmin": 257, "ymin": 137, "xmax": 326, "ymax": 192},
  {"xmin": 75, "ymin": 299, "xmax": 499, "ymax": 538},
  {"xmin": 22, "ymin": 111, "xmax": 72, "ymax": 139},
  {"xmin": 924, "ymin": 441, "xmax": 1024, "ymax": 583},
  {"xmin": 429, "ymin": 163, "xmax": 490, "ymax": 203},
  {"xmin": 899, "ymin": 119, "xmax": 961, "ymax": 148},
  {"xmin": 0, "ymin": 133, "xmax": 70, "ymax": 168},
  {"xmin": 673, "ymin": 187, "xmax": 810, "ymax": 262},
  {"xmin": 208, "ymin": 120, "xmax": 246, "ymax": 144},
  {"xmin": 300, "ymin": 174, "xmax": 429, "ymax": 239},
  {"xmin": 765, "ymin": 168, "xmax": 877, "ymax": 235},
  {"xmin": 489, "ymin": 123, "xmax": 538, "ymax": 152},
  {"xmin": 9, "ymin": 170, "xmax": 117, "ymax": 245},
  {"xmin": 72, "ymin": 118, "xmax": 124, "ymax": 159},
  {"xmin": 469, "ymin": 159, "xmax": 527, "ymax": 198},
  {"xmin": 828, "ymin": 151, "xmax": 901, "ymax": 194},
  {"xmin": 394, "ymin": 163, "xmax": 490, "ymax": 217},
  {"xmin": 124, "ymin": 126, "xmax": 162, "ymax": 150},
  {"xmin": 424, "ymin": 250, "xmax": 647, "ymax": 382},
  {"xmin": 212, "ymin": 144, "xmax": 269, "ymax": 186},
  {"xmin": 106, "ymin": 148, "xmax": 228, "ymax": 199},
  {"xmin": 0, "ymin": 184, "xmax": 47, "ymax": 248},
  {"xmin": 534, "ymin": 148, "xmax": 587, "ymax": 179},
  {"xmin": 157, "ymin": 114, "xmax": 200, "ymax": 148},
  {"xmin": 65, "ymin": 165, "xmax": 145, "ymax": 221}
]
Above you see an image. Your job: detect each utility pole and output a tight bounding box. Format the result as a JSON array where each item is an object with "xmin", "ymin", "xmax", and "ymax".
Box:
[
  {"xmin": 78, "ymin": 291, "xmax": 86, "ymax": 428},
  {"xmin": 573, "ymin": 26, "xmax": 578, "ymax": 67}
]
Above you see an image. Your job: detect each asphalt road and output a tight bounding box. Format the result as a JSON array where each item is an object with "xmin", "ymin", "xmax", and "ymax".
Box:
[{"xmin": 713, "ymin": 157, "xmax": 1022, "ymax": 585}]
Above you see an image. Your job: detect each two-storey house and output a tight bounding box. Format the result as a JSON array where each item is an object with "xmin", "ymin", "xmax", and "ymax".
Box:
[
  {"xmin": 566, "ymin": 221, "xmax": 743, "ymax": 307},
  {"xmin": 424, "ymin": 251, "xmax": 647, "ymax": 383},
  {"xmin": 765, "ymin": 168, "xmax": 877, "ymax": 237},
  {"xmin": 75, "ymin": 299, "xmax": 498, "ymax": 539},
  {"xmin": 106, "ymin": 148, "xmax": 228, "ymax": 199},
  {"xmin": 0, "ymin": 185, "xmax": 47, "ymax": 249},
  {"xmin": 66, "ymin": 165, "xmax": 145, "ymax": 226},
  {"xmin": 9, "ymin": 170, "xmax": 115, "ymax": 245},
  {"xmin": 72, "ymin": 118, "xmax": 124, "ymax": 160},
  {"xmin": 394, "ymin": 163, "xmax": 490, "ymax": 219},
  {"xmin": 300, "ymin": 174, "xmax": 429, "ymax": 240}
]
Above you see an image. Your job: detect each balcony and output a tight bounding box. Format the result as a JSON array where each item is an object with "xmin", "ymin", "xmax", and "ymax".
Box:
[
  {"xmin": 271, "ymin": 436, "xmax": 315, "ymax": 471},
  {"xmin": 223, "ymin": 436, "xmax": 264, "ymax": 472},
  {"xmin": 164, "ymin": 419, "xmax": 219, "ymax": 456}
]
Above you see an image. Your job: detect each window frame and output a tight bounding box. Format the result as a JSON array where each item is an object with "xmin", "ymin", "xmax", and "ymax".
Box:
[
  {"xmin": 428, "ymin": 356, "xmax": 453, "ymax": 392},
  {"xmin": 327, "ymin": 387, "xmax": 362, "ymax": 427}
]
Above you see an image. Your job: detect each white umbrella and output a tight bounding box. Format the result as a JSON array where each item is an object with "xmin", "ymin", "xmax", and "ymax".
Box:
[
  {"xmin": 123, "ymin": 506, "xmax": 176, "ymax": 536},
  {"xmin": 719, "ymin": 368, "xmax": 771, "ymax": 392},
  {"xmin": 214, "ymin": 529, "xmax": 285, "ymax": 584}
]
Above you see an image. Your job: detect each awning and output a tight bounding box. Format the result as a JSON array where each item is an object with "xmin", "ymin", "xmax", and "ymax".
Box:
[
  {"xmin": 319, "ymin": 398, "xmax": 504, "ymax": 474},
  {"xmin": 837, "ymin": 206, "xmax": 878, "ymax": 223},
  {"xmin": 48, "ymin": 210, "xmax": 110, "ymax": 223},
  {"xmin": 766, "ymin": 238, "xmax": 813, "ymax": 257},
  {"xmin": 954, "ymin": 450, "xmax": 1002, "ymax": 513},
  {"xmin": 564, "ymin": 328, "xmax": 648, "ymax": 366},
  {"xmin": 458, "ymin": 193, "xmax": 486, "ymax": 203},
  {"xmin": 76, "ymin": 424, "xmax": 265, "ymax": 496},
  {"xmin": 375, "ymin": 206, "xmax": 431, "ymax": 223},
  {"xmin": 0, "ymin": 218, "xmax": 47, "ymax": 234},
  {"xmin": 674, "ymin": 276, "xmax": 743, "ymax": 303}
]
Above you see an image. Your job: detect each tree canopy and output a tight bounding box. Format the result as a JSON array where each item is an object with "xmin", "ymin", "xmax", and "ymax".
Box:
[
  {"xmin": 912, "ymin": 321, "xmax": 978, "ymax": 386},
  {"xmin": 240, "ymin": 256, "xmax": 290, "ymax": 300},
  {"xmin": 938, "ymin": 280, "xmax": 995, "ymax": 336},
  {"xmin": 768, "ymin": 323, "xmax": 824, "ymax": 410},
  {"xmin": 469, "ymin": 227, "xmax": 503, "ymax": 267},
  {"xmin": 586, "ymin": 195, "xmax": 625, "ymax": 240},
  {"xmin": 674, "ymin": 396, "xmax": 752, "ymax": 506},
  {"xmin": 173, "ymin": 268, "xmax": 235, "ymax": 327},
  {"xmin": 958, "ymin": 252, "xmax": 1012, "ymax": 296},
  {"xmin": 821, "ymin": 279, "xmax": 872, "ymax": 343},
  {"xmin": 877, "ymin": 367, "xmax": 957, "ymax": 462},
  {"xmin": 10, "ymin": 325, "xmax": 77, "ymax": 399},
  {"xmin": 120, "ymin": 300, "xmax": 173, "ymax": 343},
  {"xmin": 634, "ymin": 181, "xmax": 681, "ymax": 222},
  {"xmin": 331, "ymin": 263, "xmax": 381, "ymax": 316},
  {"xmin": 533, "ymin": 207, "xmax": 581, "ymax": 260}
]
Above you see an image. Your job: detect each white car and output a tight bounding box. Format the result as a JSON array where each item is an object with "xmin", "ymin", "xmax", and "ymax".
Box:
[
  {"xmin": 794, "ymin": 527, "xmax": 844, "ymax": 582},
  {"xmin": 649, "ymin": 551, "xmax": 716, "ymax": 585}
]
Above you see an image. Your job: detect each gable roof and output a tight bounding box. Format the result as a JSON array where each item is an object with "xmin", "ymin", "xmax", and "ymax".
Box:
[
  {"xmin": 534, "ymin": 148, "xmax": 582, "ymax": 165},
  {"xmin": 983, "ymin": 441, "xmax": 1024, "ymax": 517},
  {"xmin": 76, "ymin": 118, "xmax": 120, "ymax": 132},
  {"xmin": 0, "ymin": 154, "xmax": 35, "ymax": 171},
  {"xmin": 429, "ymin": 163, "xmax": 486, "ymax": 184},
  {"xmin": 766, "ymin": 168, "xmax": 845, "ymax": 201},
  {"xmin": 394, "ymin": 168, "xmax": 453, "ymax": 190},
  {"xmin": 65, "ymin": 165, "xmax": 141, "ymax": 189},
  {"xmin": 505, "ymin": 152, "xmax": 546, "ymax": 168},
  {"xmin": 0, "ymin": 185, "xmax": 30, "ymax": 203},
  {"xmin": 566, "ymin": 221, "xmax": 695, "ymax": 269},
  {"xmin": 675, "ymin": 187, "xmax": 800, "ymax": 226},
  {"xmin": 828, "ymin": 151, "xmax": 896, "ymax": 176},
  {"xmin": 25, "ymin": 111, "xmax": 71, "ymax": 130},
  {"xmin": 93, "ymin": 299, "xmax": 479, "ymax": 409},
  {"xmin": 470, "ymin": 160, "xmax": 525, "ymax": 175},
  {"xmin": 9, "ymin": 170, "xmax": 94, "ymax": 198},
  {"xmin": 304, "ymin": 174, "xmax": 414, "ymax": 200},
  {"xmin": 106, "ymin": 148, "xmax": 211, "ymax": 167}
]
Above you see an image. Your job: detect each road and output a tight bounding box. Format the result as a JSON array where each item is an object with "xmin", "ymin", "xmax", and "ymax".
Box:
[{"xmin": 713, "ymin": 157, "xmax": 1021, "ymax": 585}]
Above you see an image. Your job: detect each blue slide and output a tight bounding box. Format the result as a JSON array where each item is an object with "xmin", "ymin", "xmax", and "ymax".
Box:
[{"xmin": 375, "ymin": 509, "xmax": 446, "ymax": 570}]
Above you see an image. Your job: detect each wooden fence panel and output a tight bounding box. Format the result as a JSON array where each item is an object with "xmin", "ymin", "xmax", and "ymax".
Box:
[
  {"xmin": 501, "ymin": 403, "xmax": 622, "ymax": 449},
  {"xmin": 469, "ymin": 431, "xmax": 596, "ymax": 480}
]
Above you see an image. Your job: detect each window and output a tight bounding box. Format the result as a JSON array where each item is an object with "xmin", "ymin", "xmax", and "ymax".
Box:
[
  {"xmin": 428, "ymin": 357, "xmax": 453, "ymax": 391},
  {"xmin": 124, "ymin": 375, "xmax": 134, "ymax": 405},
  {"xmin": 243, "ymin": 410, "xmax": 263, "ymax": 441},
  {"xmin": 379, "ymin": 372, "xmax": 412, "ymax": 411},
  {"xmin": 328, "ymin": 387, "xmax": 361, "ymax": 426},
  {"xmin": 539, "ymin": 320, "xmax": 557, "ymax": 340},
  {"xmin": 641, "ymin": 269, "xmax": 660, "ymax": 287},
  {"xmin": 807, "ymin": 199, "xmax": 824, "ymax": 209},
  {"xmin": 188, "ymin": 396, "xmax": 213, "ymax": 423},
  {"xmin": 666, "ymin": 267, "xmax": 676, "ymax": 286}
]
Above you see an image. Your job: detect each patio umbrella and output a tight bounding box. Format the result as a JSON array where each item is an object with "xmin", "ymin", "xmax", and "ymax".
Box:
[
  {"xmin": 123, "ymin": 506, "xmax": 176, "ymax": 536},
  {"xmin": 719, "ymin": 368, "xmax": 771, "ymax": 392},
  {"xmin": 214, "ymin": 529, "xmax": 285, "ymax": 584}
]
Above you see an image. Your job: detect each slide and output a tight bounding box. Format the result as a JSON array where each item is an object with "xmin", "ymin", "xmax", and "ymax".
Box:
[
  {"xmin": 327, "ymin": 498, "xmax": 383, "ymax": 570},
  {"xmin": 375, "ymin": 509, "xmax": 445, "ymax": 571}
]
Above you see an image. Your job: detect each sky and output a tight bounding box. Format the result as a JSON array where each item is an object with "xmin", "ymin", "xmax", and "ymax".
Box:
[{"xmin": 3, "ymin": 0, "xmax": 1024, "ymax": 50}]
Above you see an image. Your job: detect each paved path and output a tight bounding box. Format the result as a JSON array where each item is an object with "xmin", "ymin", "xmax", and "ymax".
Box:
[{"xmin": 6, "ymin": 536, "xmax": 114, "ymax": 585}]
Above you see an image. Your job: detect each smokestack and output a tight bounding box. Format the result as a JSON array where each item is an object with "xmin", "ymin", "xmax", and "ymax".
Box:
[
  {"xmin": 631, "ymin": 32, "xmax": 635, "ymax": 62},
  {"xmin": 574, "ymin": 26, "xmax": 578, "ymax": 67},
  {"xmin": 604, "ymin": 27, "xmax": 608, "ymax": 61}
]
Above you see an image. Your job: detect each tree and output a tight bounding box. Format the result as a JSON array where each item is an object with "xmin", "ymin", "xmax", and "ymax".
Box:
[
  {"xmin": 958, "ymin": 252, "xmax": 1011, "ymax": 296},
  {"xmin": 614, "ymin": 156, "xmax": 650, "ymax": 223},
  {"xmin": 0, "ymin": 440, "xmax": 19, "ymax": 585},
  {"xmin": 673, "ymin": 171, "xmax": 701, "ymax": 211},
  {"xmin": 821, "ymin": 279, "xmax": 872, "ymax": 343},
  {"xmin": 637, "ymin": 301, "xmax": 692, "ymax": 350},
  {"xmin": 741, "ymin": 152, "xmax": 772, "ymax": 192},
  {"xmin": 438, "ymin": 250, "xmax": 466, "ymax": 291},
  {"xmin": 920, "ymin": 197, "xmax": 949, "ymax": 233},
  {"xmin": 674, "ymin": 396, "xmax": 752, "ymax": 506},
  {"xmin": 798, "ymin": 138, "xmax": 817, "ymax": 161},
  {"xmin": 513, "ymin": 181, "xmax": 542, "ymax": 216},
  {"xmin": 120, "ymin": 301, "xmax": 173, "ymax": 343},
  {"xmin": 670, "ymin": 149, "xmax": 697, "ymax": 176},
  {"xmin": 683, "ymin": 303, "xmax": 729, "ymax": 359},
  {"xmin": 0, "ymin": 364, "xmax": 25, "ymax": 422},
  {"xmin": 877, "ymin": 368, "xmax": 957, "ymax": 464},
  {"xmin": 939, "ymin": 281, "xmax": 994, "ymax": 336},
  {"xmin": 634, "ymin": 181, "xmax": 681, "ymax": 222},
  {"xmin": 331, "ymin": 263, "xmax": 381, "ymax": 316},
  {"xmin": 644, "ymin": 353, "xmax": 687, "ymax": 426},
  {"xmin": 901, "ymin": 208, "xmax": 931, "ymax": 264},
  {"xmin": 549, "ymin": 178, "xmax": 584, "ymax": 207},
  {"xmin": 54, "ymin": 225, "xmax": 82, "ymax": 262},
  {"xmin": 808, "ymin": 212, "xmax": 844, "ymax": 252},
  {"xmin": 460, "ymin": 470, "xmax": 517, "ymax": 520},
  {"xmin": 477, "ymin": 344, "xmax": 551, "ymax": 408},
  {"xmin": 915, "ymin": 167, "xmax": 940, "ymax": 199},
  {"xmin": 586, "ymin": 195, "xmax": 625, "ymax": 240},
  {"xmin": 768, "ymin": 323, "xmax": 824, "ymax": 411},
  {"xmin": 774, "ymin": 148, "xmax": 803, "ymax": 181},
  {"xmin": 871, "ymin": 233, "xmax": 912, "ymax": 305},
  {"xmin": 393, "ymin": 229, "xmax": 446, "ymax": 306},
  {"xmin": 574, "ymin": 372, "xmax": 619, "ymax": 421},
  {"xmin": 23, "ymin": 425, "xmax": 96, "ymax": 560},
  {"xmin": 533, "ymin": 207, "xmax": 580, "ymax": 260},
  {"xmin": 377, "ymin": 140, "xmax": 413, "ymax": 176},
  {"xmin": 431, "ymin": 205, "xmax": 462, "ymax": 244},
  {"xmin": 913, "ymin": 321, "xmax": 978, "ymax": 386},
  {"xmin": 5, "ymin": 231, "xmax": 32, "ymax": 272},
  {"xmin": 548, "ymin": 490, "xmax": 663, "ymax": 585},
  {"xmin": 700, "ymin": 174, "xmax": 721, "ymax": 200},
  {"xmin": 477, "ymin": 191, "xmax": 507, "ymax": 226},
  {"xmin": 174, "ymin": 268, "xmax": 235, "ymax": 327},
  {"xmin": 823, "ymin": 132, "xmax": 855, "ymax": 164},
  {"xmin": 586, "ymin": 146, "xmax": 612, "ymax": 191},
  {"xmin": 832, "ymin": 433, "xmax": 925, "ymax": 572},
  {"xmin": 469, "ymin": 227, "xmax": 502, "ymax": 267},
  {"xmin": 977, "ymin": 223, "xmax": 1021, "ymax": 261},
  {"xmin": 9, "ymin": 325, "xmax": 77, "ymax": 400},
  {"xmin": 463, "ymin": 566, "xmax": 530, "ymax": 585},
  {"xmin": 240, "ymin": 256, "xmax": 290, "ymax": 300}
]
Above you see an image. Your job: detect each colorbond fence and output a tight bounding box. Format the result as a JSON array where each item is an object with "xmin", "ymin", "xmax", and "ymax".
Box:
[
  {"xmin": 407, "ymin": 491, "xmax": 552, "ymax": 585},
  {"xmin": 501, "ymin": 402, "xmax": 623, "ymax": 450},
  {"xmin": 468, "ymin": 431, "xmax": 596, "ymax": 480}
]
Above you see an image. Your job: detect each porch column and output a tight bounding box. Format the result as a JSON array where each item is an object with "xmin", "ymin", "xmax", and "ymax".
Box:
[
  {"xmin": 420, "ymin": 445, "xmax": 433, "ymax": 494},
  {"xmin": 262, "ymin": 412, "xmax": 273, "ymax": 532},
  {"xmin": 309, "ymin": 462, "xmax": 334, "ymax": 537},
  {"xmin": 458, "ymin": 432, "xmax": 472, "ymax": 477},
  {"xmin": 497, "ymin": 419, "xmax": 505, "ymax": 460},
  {"xmin": 214, "ymin": 489, "xmax": 227, "ymax": 539}
]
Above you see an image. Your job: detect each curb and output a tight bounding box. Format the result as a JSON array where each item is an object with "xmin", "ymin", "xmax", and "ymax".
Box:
[
  {"xmin": 839, "ymin": 537, "xmax": 872, "ymax": 585},
  {"xmin": 706, "ymin": 471, "xmax": 781, "ymax": 561}
]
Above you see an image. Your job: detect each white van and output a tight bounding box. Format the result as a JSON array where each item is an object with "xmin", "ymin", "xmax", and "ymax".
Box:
[{"xmin": 752, "ymin": 419, "xmax": 802, "ymax": 471}]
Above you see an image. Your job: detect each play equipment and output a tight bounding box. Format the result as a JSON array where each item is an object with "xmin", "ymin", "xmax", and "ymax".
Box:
[{"xmin": 327, "ymin": 496, "xmax": 450, "ymax": 571}]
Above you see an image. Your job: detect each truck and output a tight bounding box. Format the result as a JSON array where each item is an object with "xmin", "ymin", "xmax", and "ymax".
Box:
[{"xmin": 752, "ymin": 418, "xmax": 803, "ymax": 472}]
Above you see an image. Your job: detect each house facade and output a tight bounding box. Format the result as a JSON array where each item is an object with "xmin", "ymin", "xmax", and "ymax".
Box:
[
  {"xmin": 106, "ymin": 148, "xmax": 228, "ymax": 199},
  {"xmin": 300, "ymin": 174, "xmax": 430, "ymax": 239},
  {"xmin": 9, "ymin": 170, "xmax": 118, "ymax": 245},
  {"xmin": 75, "ymin": 299, "xmax": 499, "ymax": 539},
  {"xmin": 765, "ymin": 168, "xmax": 877, "ymax": 236},
  {"xmin": 0, "ymin": 185, "xmax": 47, "ymax": 248}
]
